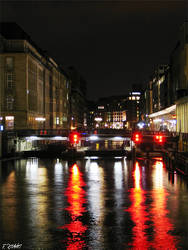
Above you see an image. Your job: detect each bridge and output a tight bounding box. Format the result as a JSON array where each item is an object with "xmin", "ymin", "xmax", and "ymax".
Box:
[{"xmin": 1, "ymin": 128, "xmax": 178, "ymax": 158}]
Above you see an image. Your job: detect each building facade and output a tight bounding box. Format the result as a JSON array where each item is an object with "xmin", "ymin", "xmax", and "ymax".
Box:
[{"xmin": 0, "ymin": 23, "xmax": 70, "ymax": 131}]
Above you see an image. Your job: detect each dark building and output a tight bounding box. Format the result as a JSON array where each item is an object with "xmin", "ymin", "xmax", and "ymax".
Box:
[{"xmin": 67, "ymin": 66, "xmax": 87, "ymax": 130}]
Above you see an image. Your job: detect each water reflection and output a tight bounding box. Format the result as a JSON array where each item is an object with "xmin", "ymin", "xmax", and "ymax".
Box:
[
  {"xmin": 58, "ymin": 163, "xmax": 87, "ymax": 249},
  {"xmin": 127, "ymin": 160, "xmax": 179, "ymax": 249},
  {"xmin": 127, "ymin": 162, "xmax": 150, "ymax": 249},
  {"xmin": 0, "ymin": 157, "xmax": 188, "ymax": 249},
  {"xmin": 1, "ymin": 171, "xmax": 17, "ymax": 237},
  {"xmin": 26, "ymin": 158, "xmax": 51, "ymax": 248},
  {"xmin": 87, "ymin": 159, "xmax": 105, "ymax": 248},
  {"xmin": 151, "ymin": 160, "xmax": 178, "ymax": 249}
]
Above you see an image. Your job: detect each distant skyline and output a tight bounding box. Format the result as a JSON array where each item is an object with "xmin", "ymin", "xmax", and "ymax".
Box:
[{"xmin": 0, "ymin": 0, "xmax": 187, "ymax": 100}]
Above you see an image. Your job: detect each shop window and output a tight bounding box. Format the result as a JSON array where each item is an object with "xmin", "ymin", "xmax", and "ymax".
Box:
[{"xmin": 5, "ymin": 116, "xmax": 14, "ymax": 129}]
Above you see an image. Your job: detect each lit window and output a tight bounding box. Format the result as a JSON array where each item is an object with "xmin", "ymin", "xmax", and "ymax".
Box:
[{"xmin": 5, "ymin": 116, "xmax": 14, "ymax": 129}]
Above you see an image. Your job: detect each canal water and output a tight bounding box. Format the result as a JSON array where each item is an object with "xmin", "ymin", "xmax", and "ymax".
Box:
[{"xmin": 0, "ymin": 156, "xmax": 188, "ymax": 249}]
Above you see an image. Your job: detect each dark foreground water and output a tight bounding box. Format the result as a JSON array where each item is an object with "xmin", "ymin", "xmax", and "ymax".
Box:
[{"xmin": 0, "ymin": 156, "xmax": 188, "ymax": 249}]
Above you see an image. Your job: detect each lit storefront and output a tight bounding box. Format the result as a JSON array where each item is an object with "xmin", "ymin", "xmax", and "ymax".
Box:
[
  {"xmin": 176, "ymin": 97, "xmax": 188, "ymax": 133},
  {"xmin": 149, "ymin": 105, "xmax": 176, "ymax": 132}
]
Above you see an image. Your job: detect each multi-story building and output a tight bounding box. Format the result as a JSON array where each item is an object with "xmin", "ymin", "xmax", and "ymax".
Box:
[
  {"xmin": 67, "ymin": 66, "xmax": 87, "ymax": 130},
  {"xmin": 0, "ymin": 22, "xmax": 70, "ymax": 131},
  {"xmin": 92, "ymin": 96, "xmax": 127, "ymax": 129},
  {"xmin": 147, "ymin": 65, "xmax": 177, "ymax": 131},
  {"xmin": 171, "ymin": 22, "xmax": 188, "ymax": 135},
  {"xmin": 147, "ymin": 22, "xmax": 188, "ymax": 135}
]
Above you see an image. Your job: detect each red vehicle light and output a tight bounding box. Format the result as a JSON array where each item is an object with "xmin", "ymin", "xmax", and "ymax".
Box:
[
  {"xmin": 154, "ymin": 134, "xmax": 165, "ymax": 144},
  {"xmin": 69, "ymin": 132, "xmax": 80, "ymax": 144},
  {"xmin": 132, "ymin": 132, "xmax": 142, "ymax": 144}
]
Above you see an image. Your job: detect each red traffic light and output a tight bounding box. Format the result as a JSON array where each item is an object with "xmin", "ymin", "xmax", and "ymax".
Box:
[
  {"xmin": 154, "ymin": 134, "xmax": 165, "ymax": 144},
  {"xmin": 69, "ymin": 132, "xmax": 80, "ymax": 144},
  {"xmin": 132, "ymin": 132, "xmax": 142, "ymax": 144}
]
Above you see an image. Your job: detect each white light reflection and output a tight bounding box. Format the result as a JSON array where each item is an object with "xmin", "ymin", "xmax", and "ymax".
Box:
[
  {"xmin": 123, "ymin": 158, "xmax": 128, "ymax": 187},
  {"xmin": 26, "ymin": 158, "xmax": 38, "ymax": 182},
  {"xmin": 153, "ymin": 161, "xmax": 163, "ymax": 188},
  {"xmin": 87, "ymin": 161, "xmax": 105, "ymax": 246},
  {"xmin": 25, "ymin": 158, "xmax": 52, "ymax": 245},
  {"xmin": 54, "ymin": 159, "xmax": 63, "ymax": 183},
  {"xmin": 114, "ymin": 161, "xmax": 123, "ymax": 190}
]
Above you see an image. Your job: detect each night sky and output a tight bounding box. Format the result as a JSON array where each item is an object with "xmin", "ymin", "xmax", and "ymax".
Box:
[{"xmin": 0, "ymin": 1, "xmax": 187, "ymax": 101}]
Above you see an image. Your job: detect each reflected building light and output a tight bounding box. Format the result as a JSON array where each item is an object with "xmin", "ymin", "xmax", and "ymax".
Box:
[
  {"xmin": 26, "ymin": 158, "xmax": 38, "ymax": 181},
  {"xmin": 153, "ymin": 161, "xmax": 164, "ymax": 188},
  {"xmin": 54, "ymin": 159, "xmax": 63, "ymax": 184},
  {"xmin": 1, "ymin": 171, "xmax": 17, "ymax": 234},
  {"xmin": 88, "ymin": 161, "xmax": 105, "ymax": 225},
  {"xmin": 85, "ymin": 157, "xmax": 91, "ymax": 172},
  {"xmin": 114, "ymin": 161, "xmax": 123, "ymax": 191},
  {"xmin": 64, "ymin": 162, "xmax": 69, "ymax": 173}
]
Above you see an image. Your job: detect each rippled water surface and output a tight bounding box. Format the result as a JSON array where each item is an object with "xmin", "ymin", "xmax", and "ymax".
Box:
[{"xmin": 0, "ymin": 157, "xmax": 188, "ymax": 249}]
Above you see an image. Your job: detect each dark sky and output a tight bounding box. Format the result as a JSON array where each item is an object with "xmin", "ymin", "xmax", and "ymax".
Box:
[{"xmin": 0, "ymin": 0, "xmax": 187, "ymax": 101}]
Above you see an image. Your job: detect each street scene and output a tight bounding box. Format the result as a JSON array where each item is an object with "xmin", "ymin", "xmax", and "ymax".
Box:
[{"xmin": 0, "ymin": 0, "xmax": 188, "ymax": 249}]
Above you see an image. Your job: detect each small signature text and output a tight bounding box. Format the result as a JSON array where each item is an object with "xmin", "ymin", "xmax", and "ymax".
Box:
[{"xmin": 2, "ymin": 243, "xmax": 22, "ymax": 249}]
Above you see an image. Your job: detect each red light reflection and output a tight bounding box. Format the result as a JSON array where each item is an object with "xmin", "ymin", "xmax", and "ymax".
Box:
[
  {"xmin": 58, "ymin": 164, "xmax": 87, "ymax": 249},
  {"xmin": 127, "ymin": 162, "xmax": 150, "ymax": 249},
  {"xmin": 150, "ymin": 160, "xmax": 178, "ymax": 249},
  {"xmin": 127, "ymin": 160, "xmax": 178, "ymax": 249}
]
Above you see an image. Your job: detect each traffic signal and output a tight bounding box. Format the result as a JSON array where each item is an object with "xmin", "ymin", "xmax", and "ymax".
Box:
[
  {"xmin": 154, "ymin": 134, "xmax": 165, "ymax": 144},
  {"xmin": 132, "ymin": 132, "xmax": 142, "ymax": 144},
  {"xmin": 69, "ymin": 132, "xmax": 80, "ymax": 144}
]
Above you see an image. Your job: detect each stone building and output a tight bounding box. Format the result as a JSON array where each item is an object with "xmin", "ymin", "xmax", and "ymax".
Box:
[{"xmin": 0, "ymin": 22, "xmax": 70, "ymax": 130}]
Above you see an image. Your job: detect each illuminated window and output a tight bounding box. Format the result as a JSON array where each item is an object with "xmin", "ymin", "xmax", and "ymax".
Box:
[{"xmin": 5, "ymin": 116, "xmax": 14, "ymax": 129}]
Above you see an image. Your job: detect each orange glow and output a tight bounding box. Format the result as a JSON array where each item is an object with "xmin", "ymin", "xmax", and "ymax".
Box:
[
  {"xmin": 134, "ymin": 162, "xmax": 140, "ymax": 190},
  {"xmin": 58, "ymin": 164, "xmax": 87, "ymax": 248},
  {"xmin": 127, "ymin": 162, "xmax": 150, "ymax": 249}
]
